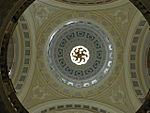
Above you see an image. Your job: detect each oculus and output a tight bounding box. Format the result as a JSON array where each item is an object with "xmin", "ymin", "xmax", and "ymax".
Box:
[
  {"xmin": 47, "ymin": 20, "xmax": 113, "ymax": 88},
  {"xmin": 70, "ymin": 45, "xmax": 90, "ymax": 65}
]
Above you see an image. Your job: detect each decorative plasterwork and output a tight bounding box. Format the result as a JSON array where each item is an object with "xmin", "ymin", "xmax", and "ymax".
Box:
[
  {"xmin": 129, "ymin": 19, "xmax": 147, "ymax": 103},
  {"xmin": 13, "ymin": 16, "xmax": 32, "ymax": 93},
  {"xmin": 47, "ymin": 20, "xmax": 113, "ymax": 88},
  {"xmin": 21, "ymin": 2, "xmax": 138, "ymax": 113},
  {"xmin": 36, "ymin": 11, "xmax": 122, "ymax": 98},
  {"xmin": 38, "ymin": 0, "xmax": 129, "ymax": 11},
  {"xmin": 140, "ymin": 25, "xmax": 150, "ymax": 93},
  {"xmin": 124, "ymin": 12, "xmax": 149, "ymax": 110},
  {"xmin": 29, "ymin": 99, "xmax": 125, "ymax": 113},
  {"xmin": 11, "ymin": 14, "xmax": 36, "ymax": 102},
  {"xmin": 30, "ymin": 1, "xmax": 134, "ymax": 35},
  {"xmin": 54, "ymin": 0, "xmax": 118, "ymax": 5},
  {"xmin": 49, "ymin": 109, "xmax": 93, "ymax": 113},
  {"xmin": 10, "ymin": 15, "xmax": 31, "ymax": 92}
]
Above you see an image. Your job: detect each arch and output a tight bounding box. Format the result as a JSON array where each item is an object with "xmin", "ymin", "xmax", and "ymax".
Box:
[{"xmin": 29, "ymin": 99, "xmax": 125, "ymax": 113}]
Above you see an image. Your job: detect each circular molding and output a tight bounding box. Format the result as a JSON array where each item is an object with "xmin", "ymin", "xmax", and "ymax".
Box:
[
  {"xmin": 1, "ymin": 0, "xmax": 150, "ymax": 113},
  {"xmin": 47, "ymin": 20, "xmax": 113, "ymax": 88},
  {"xmin": 8, "ymin": 29, "xmax": 20, "ymax": 81},
  {"xmin": 140, "ymin": 26, "xmax": 150, "ymax": 91},
  {"xmin": 37, "ymin": 11, "xmax": 123, "ymax": 97},
  {"xmin": 10, "ymin": 14, "xmax": 37, "ymax": 102},
  {"xmin": 124, "ymin": 12, "xmax": 148, "ymax": 110},
  {"xmin": 29, "ymin": 99, "xmax": 125, "ymax": 113},
  {"xmin": 52, "ymin": 109, "xmax": 93, "ymax": 113},
  {"xmin": 38, "ymin": 0, "xmax": 129, "ymax": 11},
  {"xmin": 129, "ymin": 19, "xmax": 148, "ymax": 103},
  {"xmin": 10, "ymin": 16, "xmax": 32, "ymax": 93},
  {"xmin": 54, "ymin": 0, "xmax": 118, "ymax": 5}
]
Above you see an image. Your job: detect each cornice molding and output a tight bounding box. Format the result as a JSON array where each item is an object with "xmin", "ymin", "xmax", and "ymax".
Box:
[
  {"xmin": 29, "ymin": 99, "xmax": 125, "ymax": 113},
  {"xmin": 38, "ymin": 0, "xmax": 129, "ymax": 11}
]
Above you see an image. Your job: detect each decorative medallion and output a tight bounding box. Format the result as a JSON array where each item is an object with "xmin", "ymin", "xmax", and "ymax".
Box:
[{"xmin": 47, "ymin": 20, "xmax": 113, "ymax": 88}]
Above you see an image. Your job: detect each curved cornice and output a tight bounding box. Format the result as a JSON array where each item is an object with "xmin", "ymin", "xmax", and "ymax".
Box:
[
  {"xmin": 29, "ymin": 99, "xmax": 125, "ymax": 113},
  {"xmin": 124, "ymin": 11, "xmax": 144, "ymax": 110},
  {"xmin": 38, "ymin": 0, "xmax": 129, "ymax": 11},
  {"xmin": 14, "ymin": 13, "xmax": 37, "ymax": 103},
  {"xmin": 139, "ymin": 26, "xmax": 150, "ymax": 92},
  {"xmin": 10, "ymin": 26, "xmax": 23, "ymax": 83}
]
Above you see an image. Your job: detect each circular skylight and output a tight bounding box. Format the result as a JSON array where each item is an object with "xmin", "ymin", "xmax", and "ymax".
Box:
[
  {"xmin": 70, "ymin": 45, "xmax": 90, "ymax": 65},
  {"xmin": 48, "ymin": 20, "xmax": 113, "ymax": 88}
]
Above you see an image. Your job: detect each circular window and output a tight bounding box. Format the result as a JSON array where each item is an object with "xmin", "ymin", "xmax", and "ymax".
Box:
[
  {"xmin": 70, "ymin": 45, "xmax": 90, "ymax": 65},
  {"xmin": 48, "ymin": 21, "xmax": 113, "ymax": 88}
]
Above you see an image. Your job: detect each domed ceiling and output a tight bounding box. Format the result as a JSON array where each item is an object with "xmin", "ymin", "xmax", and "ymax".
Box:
[
  {"xmin": 47, "ymin": 20, "xmax": 113, "ymax": 88},
  {"xmin": 8, "ymin": 0, "xmax": 150, "ymax": 113}
]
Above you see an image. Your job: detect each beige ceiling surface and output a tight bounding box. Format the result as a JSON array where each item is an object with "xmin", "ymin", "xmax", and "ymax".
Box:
[
  {"xmin": 51, "ymin": 109, "xmax": 93, "ymax": 113},
  {"xmin": 38, "ymin": 0, "xmax": 128, "ymax": 10},
  {"xmin": 10, "ymin": 0, "xmax": 149, "ymax": 113},
  {"xmin": 53, "ymin": 0, "xmax": 118, "ymax": 5}
]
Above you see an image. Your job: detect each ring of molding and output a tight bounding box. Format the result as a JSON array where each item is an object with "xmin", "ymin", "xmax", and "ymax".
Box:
[
  {"xmin": 129, "ymin": 19, "xmax": 147, "ymax": 103},
  {"xmin": 11, "ymin": 14, "xmax": 36, "ymax": 102},
  {"xmin": 54, "ymin": 0, "xmax": 118, "ymax": 5},
  {"xmin": 10, "ymin": 26, "xmax": 23, "ymax": 83},
  {"xmin": 13, "ymin": 16, "xmax": 32, "ymax": 93},
  {"xmin": 47, "ymin": 20, "xmax": 113, "ymax": 88},
  {"xmin": 124, "ymin": 11, "xmax": 148, "ymax": 110},
  {"xmin": 29, "ymin": 99, "xmax": 125, "ymax": 113},
  {"xmin": 140, "ymin": 25, "xmax": 150, "ymax": 92},
  {"xmin": 38, "ymin": 0, "xmax": 129, "ymax": 11},
  {"xmin": 36, "ymin": 11, "xmax": 123, "ymax": 97}
]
